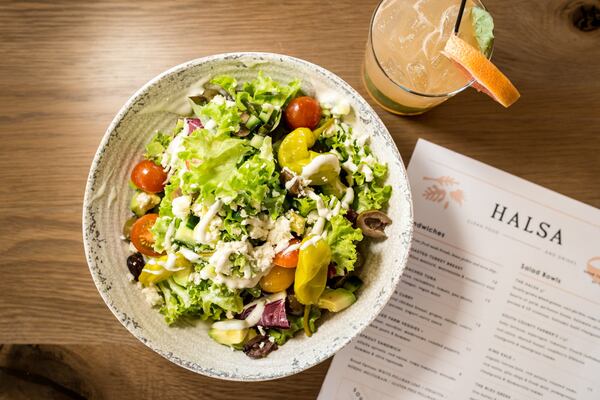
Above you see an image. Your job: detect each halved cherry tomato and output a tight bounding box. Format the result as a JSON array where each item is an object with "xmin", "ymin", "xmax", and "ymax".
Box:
[
  {"xmin": 273, "ymin": 238, "xmax": 301, "ymax": 268},
  {"xmin": 131, "ymin": 160, "xmax": 167, "ymax": 193},
  {"xmin": 260, "ymin": 266, "xmax": 296, "ymax": 293},
  {"xmin": 130, "ymin": 214, "xmax": 163, "ymax": 257},
  {"xmin": 284, "ymin": 96, "xmax": 321, "ymax": 130}
]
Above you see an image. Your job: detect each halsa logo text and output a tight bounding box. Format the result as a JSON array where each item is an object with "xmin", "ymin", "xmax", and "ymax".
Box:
[{"xmin": 490, "ymin": 203, "xmax": 563, "ymax": 245}]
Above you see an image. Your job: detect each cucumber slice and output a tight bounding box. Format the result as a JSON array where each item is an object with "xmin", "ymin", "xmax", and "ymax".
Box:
[
  {"xmin": 172, "ymin": 268, "xmax": 191, "ymax": 287},
  {"xmin": 174, "ymin": 224, "xmax": 195, "ymax": 247}
]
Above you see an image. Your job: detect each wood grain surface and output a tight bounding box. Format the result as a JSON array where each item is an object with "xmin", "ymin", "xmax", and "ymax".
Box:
[{"xmin": 0, "ymin": 0, "xmax": 598, "ymax": 398}]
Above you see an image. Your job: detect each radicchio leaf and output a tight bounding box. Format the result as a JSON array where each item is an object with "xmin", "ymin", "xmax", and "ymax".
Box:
[
  {"xmin": 184, "ymin": 118, "xmax": 203, "ymax": 134},
  {"xmin": 240, "ymin": 299, "xmax": 290, "ymax": 329}
]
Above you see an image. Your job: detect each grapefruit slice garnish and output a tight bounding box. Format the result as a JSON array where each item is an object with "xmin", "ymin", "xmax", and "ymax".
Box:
[{"xmin": 442, "ymin": 34, "xmax": 520, "ymax": 107}]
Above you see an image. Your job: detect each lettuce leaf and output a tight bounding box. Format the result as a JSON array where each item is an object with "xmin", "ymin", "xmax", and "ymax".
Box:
[
  {"xmin": 151, "ymin": 216, "xmax": 174, "ymax": 253},
  {"xmin": 179, "ymin": 130, "xmax": 251, "ymax": 202},
  {"xmin": 241, "ymin": 71, "xmax": 301, "ymax": 108},
  {"xmin": 223, "ymin": 136, "xmax": 285, "ymax": 218},
  {"xmin": 267, "ymin": 307, "xmax": 321, "ymax": 345},
  {"xmin": 145, "ymin": 132, "xmax": 172, "ymax": 164},
  {"xmin": 210, "ymin": 75, "xmax": 237, "ymax": 97},
  {"xmin": 293, "ymin": 197, "xmax": 317, "ymax": 217},
  {"xmin": 158, "ymin": 278, "xmax": 244, "ymax": 325},
  {"xmin": 193, "ymin": 97, "xmax": 241, "ymax": 135},
  {"xmin": 355, "ymin": 182, "xmax": 392, "ymax": 213},
  {"xmin": 327, "ymin": 215, "xmax": 363, "ymax": 275}
]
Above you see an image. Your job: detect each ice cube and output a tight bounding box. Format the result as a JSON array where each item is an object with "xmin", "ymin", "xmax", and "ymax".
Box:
[
  {"xmin": 406, "ymin": 62, "xmax": 429, "ymax": 92},
  {"xmin": 439, "ymin": 4, "xmax": 459, "ymax": 35}
]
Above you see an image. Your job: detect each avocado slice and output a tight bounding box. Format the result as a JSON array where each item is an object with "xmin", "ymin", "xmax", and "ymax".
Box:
[
  {"xmin": 130, "ymin": 190, "xmax": 161, "ymax": 217},
  {"xmin": 174, "ymin": 223, "xmax": 195, "ymax": 247},
  {"xmin": 208, "ymin": 328, "xmax": 249, "ymax": 346},
  {"xmin": 317, "ymin": 288, "xmax": 356, "ymax": 312}
]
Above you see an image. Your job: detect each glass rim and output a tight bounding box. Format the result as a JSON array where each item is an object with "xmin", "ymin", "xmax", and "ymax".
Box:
[{"xmin": 368, "ymin": 0, "xmax": 492, "ymax": 98}]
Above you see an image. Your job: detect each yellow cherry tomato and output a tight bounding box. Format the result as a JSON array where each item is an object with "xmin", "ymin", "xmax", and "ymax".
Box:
[{"xmin": 260, "ymin": 265, "xmax": 296, "ymax": 293}]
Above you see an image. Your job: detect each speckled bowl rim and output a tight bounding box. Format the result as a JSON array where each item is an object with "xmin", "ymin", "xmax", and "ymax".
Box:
[{"xmin": 83, "ymin": 52, "xmax": 413, "ymax": 381}]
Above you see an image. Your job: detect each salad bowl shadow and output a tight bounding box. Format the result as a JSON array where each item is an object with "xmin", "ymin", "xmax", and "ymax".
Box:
[{"xmin": 83, "ymin": 52, "xmax": 413, "ymax": 381}]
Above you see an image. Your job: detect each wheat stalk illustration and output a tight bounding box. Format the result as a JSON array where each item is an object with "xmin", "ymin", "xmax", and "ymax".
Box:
[
  {"xmin": 423, "ymin": 185, "xmax": 446, "ymax": 203},
  {"xmin": 449, "ymin": 189, "xmax": 464, "ymax": 205},
  {"xmin": 423, "ymin": 176, "xmax": 459, "ymax": 186}
]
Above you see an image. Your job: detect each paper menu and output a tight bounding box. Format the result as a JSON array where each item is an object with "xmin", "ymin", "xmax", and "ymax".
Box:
[{"xmin": 318, "ymin": 139, "xmax": 600, "ymax": 400}]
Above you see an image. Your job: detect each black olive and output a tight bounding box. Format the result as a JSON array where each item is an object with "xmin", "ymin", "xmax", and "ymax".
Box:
[
  {"xmin": 356, "ymin": 210, "xmax": 392, "ymax": 238},
  {"xmin": 243, "ymin": 335, "xmax": 278, "ymax": 359},
  {"xmin": 126, "ymin": 253, "xmax": 145, "ymax": 280},
  {"xmin": 286, "ymin": 294, "xmax": 304, "ymax": 316},
  {"xmin": 344, "ymin": 208, "xmax": 359, "ymax": 227}
]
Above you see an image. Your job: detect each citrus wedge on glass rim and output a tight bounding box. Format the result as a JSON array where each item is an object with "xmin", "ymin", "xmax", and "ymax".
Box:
[{"xmin": 442, "ymin": 34, "xmax": 520, "ymax": 107}]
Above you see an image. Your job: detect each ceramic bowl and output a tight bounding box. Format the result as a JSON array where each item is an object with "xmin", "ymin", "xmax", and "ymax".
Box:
[{"xmin": 82, "ymin": 52, "xmax": 413, "ymax": 381}]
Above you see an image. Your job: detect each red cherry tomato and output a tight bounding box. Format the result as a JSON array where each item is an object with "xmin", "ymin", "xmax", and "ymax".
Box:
[
  {"xmin": 131, "ymin": 160, "xmax": 167, "ymax": 193},
  {"xmin": 284, "ymin": 96, "xmax": 321, "ymax": 130},
  {"xmin": 130, "ymin": 214, "xmax": 163, "ymax": 257},
  {"xmin": 273, "ymin": 238, "xmax": 301, "ymax": 268}
]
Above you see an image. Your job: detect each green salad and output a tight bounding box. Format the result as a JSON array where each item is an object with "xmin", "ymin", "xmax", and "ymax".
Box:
[{"xmin": 123, "ymin": 72, "xmax": 392, "ymax": 358}]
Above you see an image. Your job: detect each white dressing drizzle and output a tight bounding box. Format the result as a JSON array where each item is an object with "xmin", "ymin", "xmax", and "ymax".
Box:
[{"xmin": 193, "ymin": 199, "xmax": 223, "ymax": 244}]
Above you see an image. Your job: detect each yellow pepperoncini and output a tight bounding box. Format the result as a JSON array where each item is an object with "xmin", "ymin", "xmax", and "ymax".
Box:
[
  {"xmin": 294, "ymin": 236, "xmax": 332, "ymax": 336},
  {"xmin": 278, "ymin": 119, "xmax": 346, "ymax": 197},
  {"xmin": 278, "ymin": 127, "xmax": 320, "ymax": 174},
  {"xmin": 138, "ymin": 254, "xmax": 192, "ymax": 286}
]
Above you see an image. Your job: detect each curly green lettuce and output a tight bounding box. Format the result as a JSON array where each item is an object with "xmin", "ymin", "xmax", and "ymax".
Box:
[
  {"xmin": 158, "ymin": 278, "xmax": 244, "ymax": 325},
  {"xmin": 327, "ymin": 215, "xmax": 363, "ymax": 275}
]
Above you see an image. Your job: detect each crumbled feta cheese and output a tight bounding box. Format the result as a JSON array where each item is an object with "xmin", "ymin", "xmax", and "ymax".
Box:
[
  {"xmin": 188, "ymin": 272, "xmax": 202, "ymax": 285},
  {"xmin": 259, "ymin": 341, "xmax": 265, "ymax": 349},
  {"xmin": 225, "ymin": 100, "xmax": 236, "ymax": 108},
  {"xmin": 342, "ymin": 159, "xmax": 359, "ymax": 174},
  {"xmin": 172, "ymin": 195, "xmax": 192, "ymax": 219},
  {"xmin": 267, "ymin": 216, "xmax": 293, "ymax": 253},
  {"xmin": 247, "ymin": 214, "xmax": 273, "ymax": 240},
  {"xmin": 211, "ymin": 95, "xmax": 226, "ymax": 105},
  {"xmin": 359, "ymin": 164, "xmax": 374, "ymax": 182},
  {"xmin": 252, "ymin": 243, "xmax": 276, "ymax": 272},
  {"xmin": 258, "ymin": 326, "xmax": 266, "ymax": 336},
  {"xmin": 136, "ymin": 192, "xmax": 154, "ymax": 210},
  {"xmin": 226, "ymin": 311, "xmax": 234, "ymax": 319},
  {"xmin": 306, "ymin": 210, "xmax": 319, "ymax": 225},
  {"xmin": 332, "ymin": 99, "xmax": 351, "ymax": 116},
  {"xmin": 209, "ymin": 240, "xmax": 252, "ymax": 275},
  {"xmin": 268, "ymin": 336, "xmax": 275, "ymax": 343},
  {"xmin": 141, "ymin": 285, "xmax": 163, "ymax": 307}
]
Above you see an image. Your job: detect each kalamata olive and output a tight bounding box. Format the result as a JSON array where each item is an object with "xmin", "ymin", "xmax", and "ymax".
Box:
[
  {"xmin": 127, "ymin": 252, "xmax": 145, "ymax": 280},
  {"xmin": 279, "ymin": 168, "xmax": 304, "ymax": 196},
  {"xmin": 286, "ymin": 294, "xmax": 304, "ymax": 316},
  {"xmin": 345, "ymin": 208, "xmax": 359, "ymax": 227},
  {"xmin": 234, "ymin": 126, "xmax": 251, "ymax": 137},
  {"xmin": 356, "ymin": 210, "xmax": 392, "ymax": 238},
  {"xmin": 243, "ymin": 335, "xmax": 278, "ymax": 359}
]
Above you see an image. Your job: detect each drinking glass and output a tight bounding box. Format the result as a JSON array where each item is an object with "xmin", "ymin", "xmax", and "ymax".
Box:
[{"xmin": 363, "ymin": 0, "xmax": 491, "ymax": 115}]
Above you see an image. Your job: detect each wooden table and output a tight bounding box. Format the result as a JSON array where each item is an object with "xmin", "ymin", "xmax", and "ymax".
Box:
[{"xmin": 1, "ymin": 0, "xmax": 598, "ymax": 398}]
